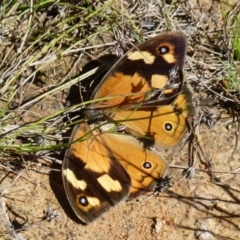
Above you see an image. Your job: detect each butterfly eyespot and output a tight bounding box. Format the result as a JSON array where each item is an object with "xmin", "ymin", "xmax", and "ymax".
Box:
[
  {"xmin": 142, "ymin": 161, "xmax": 152, "ymax": 169},
  {"xmin": 78, "ymin": 195, "xmax": 89, "ymax": 207},
  {"xmin": 164, "ymin": 122, "xmax": 174, "ymax": 132},
  {"xmin": 158, "ymin": 45, "xmax": 170, "ymax": 55}
]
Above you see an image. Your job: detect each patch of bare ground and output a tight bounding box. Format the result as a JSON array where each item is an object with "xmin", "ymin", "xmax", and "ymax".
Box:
[{"xmin": 0, "ymin": 1, "xmax": 240, "ymax": 239}]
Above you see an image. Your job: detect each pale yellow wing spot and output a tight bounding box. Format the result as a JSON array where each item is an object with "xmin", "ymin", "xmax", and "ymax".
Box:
[
  {"xmin": 63, "ymin": 168, "xmax": 87, "ymax": 190},
  {"xmin": 151, "ymin": 74, "xmax": 168, "ymax": 89},
  {"xmin": 97, "ymin": 174, "xmax": 123, "ymax": 192},
  {"xmin": 127, "ymin": 51, "xmax": 155, "ymax": 64},
  {"xmin": 83, "ymin": 196, "xmax": 100, "ymax": 207}
]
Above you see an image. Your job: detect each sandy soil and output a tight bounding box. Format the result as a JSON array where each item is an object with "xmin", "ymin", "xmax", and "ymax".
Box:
[
  {"xmin": 0, "ymin": 1, "xmax": 240, "ymax": 240},
  {"xmin": 1, "ymin": 120, "xmax": 240, "ymax": 240}
]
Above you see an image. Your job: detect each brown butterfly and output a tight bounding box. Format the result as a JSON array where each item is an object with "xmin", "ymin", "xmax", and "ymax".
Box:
[{"xmin": 62, "ymin": 32, "xmax": 193, "ymax": 223}]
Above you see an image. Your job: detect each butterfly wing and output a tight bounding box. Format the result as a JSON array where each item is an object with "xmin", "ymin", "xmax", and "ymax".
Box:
[
  {"xmin": 91, "ymin": 32, "xmax": 187, "ymax": 109},
  {"xmin": 62, "ymin": 122, "xmax": 168, "ymax": 222},
  {"xmin": 105, "ymin": 132, "xmax": 168, "ymax": 197},
  {"xmin": 62, "ymin": 123, "xmax": 131, "ymax": 223},
  {"xmin": 106, "ymin": 90, "xmax": 193, "ymax": 148}
]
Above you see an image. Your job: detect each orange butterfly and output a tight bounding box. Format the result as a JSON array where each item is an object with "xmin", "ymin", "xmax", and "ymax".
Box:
[{"xmin": 62, "ymin": 32, "xmax": 193, "ymax": 223}]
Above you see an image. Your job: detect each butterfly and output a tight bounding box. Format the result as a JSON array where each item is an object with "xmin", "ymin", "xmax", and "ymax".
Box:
[{"xmin": 62, "ymin": 32, "xmax": 193, "ymax": 223}]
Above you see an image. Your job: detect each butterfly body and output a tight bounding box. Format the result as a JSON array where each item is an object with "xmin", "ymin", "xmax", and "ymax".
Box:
[{"xmin": 62, "ymin": 32, "xmax": 193, "ymax": 223}]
